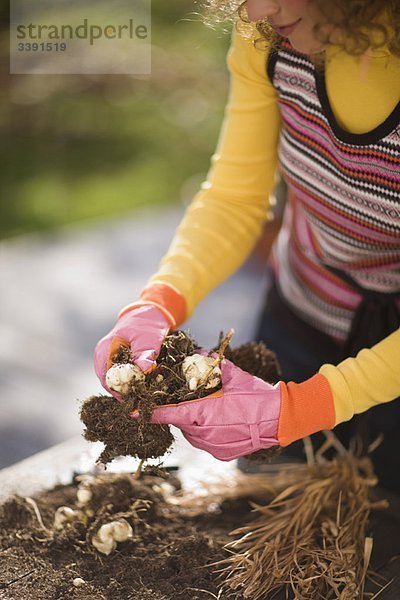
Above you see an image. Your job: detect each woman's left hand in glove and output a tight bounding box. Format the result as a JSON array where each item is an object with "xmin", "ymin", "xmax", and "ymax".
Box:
[{"xmin": 132, "ymin": 357, "xmax": 336, "ymax": 461}]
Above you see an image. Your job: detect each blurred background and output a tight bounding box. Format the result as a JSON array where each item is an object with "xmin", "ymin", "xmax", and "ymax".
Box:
[
  {"xmin": 0, "ymin": 0, "xmax": 271, "ymax": 469},
  {"xmin": 2, "ymin": 1, "xmax": 230, "ymax": 238}
]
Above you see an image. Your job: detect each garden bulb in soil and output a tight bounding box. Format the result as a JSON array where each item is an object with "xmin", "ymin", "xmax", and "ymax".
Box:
[
  {"xmin": 152, "ymin": 482, "xmax": 175, "ymax": 498},
  {"xmin": 182, "ymin": 354, "xmax": 222, "ymax": 391},
  {"xmin": 92, "ymin": 519, "xmax": 133, "ymax": 555},
  {"xmin": 106, "ymin": 363, "xmax": 145, "ymax": 394},
  {"xmin": 54, "ymin": 506, "xmax": 83, "ymax": 529},
  {"xmin": 76, "ymin": 488, "xmax": 92, "ymax": 505}
]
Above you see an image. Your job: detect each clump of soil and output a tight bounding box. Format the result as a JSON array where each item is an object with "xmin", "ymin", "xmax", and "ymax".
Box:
[
  {"xmin": 80, "ymin": 395, "xmax": 175, "ymax": 465},
  {"xmin": 0, "ymin": 471, "xmax": 250, "ymax": 600},
  {"xmin": 80, "ymin": 331, "xmax": 281, "ymax": 466},
  {"xmin": 223, "ymin": 340, "xmax": 281, "ymax": 383}
]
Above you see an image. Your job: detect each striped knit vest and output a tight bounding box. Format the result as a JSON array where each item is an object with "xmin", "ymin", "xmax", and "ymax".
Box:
[{"xmin": 268, "ymin": 43, "xmax": 400, "ymax": 342}]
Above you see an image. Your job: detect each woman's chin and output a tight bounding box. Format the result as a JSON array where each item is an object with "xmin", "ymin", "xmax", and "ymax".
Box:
[
  {"xmin": 288, "ymin": 21, "xmax": 333, "ymax": 56},
  {"xmin": 288, "ymin": 35, "xmax": 326, "ymax": 56}
]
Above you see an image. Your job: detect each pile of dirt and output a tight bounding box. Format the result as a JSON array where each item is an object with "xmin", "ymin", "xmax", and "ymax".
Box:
[
  {"xmin": 80, "ymin": 332, "xmax": 282, "ymax": 465},
  {"xmin": 0, "ymin": 471, "xmax": 252, "ymax": 600},
  {"xmin": 1, "ymin": 455, "xmax": 398, "ymax": 599}
]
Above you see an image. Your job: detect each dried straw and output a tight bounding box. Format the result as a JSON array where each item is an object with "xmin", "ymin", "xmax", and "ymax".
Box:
[
  {"xmin": 215, "ymin": 437, "xmax": 388, "ymax": 599},
  {"xmin": 175, "ymin": 434, "xmax": 388, "ymax": 599}
]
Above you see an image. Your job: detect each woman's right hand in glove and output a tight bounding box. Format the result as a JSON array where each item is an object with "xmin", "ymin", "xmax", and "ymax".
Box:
[{"xmin": 94, "ymin": 283, "xmax": 186, "ymax": 398}]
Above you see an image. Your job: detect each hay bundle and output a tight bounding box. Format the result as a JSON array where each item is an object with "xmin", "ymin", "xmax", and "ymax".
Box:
[
  {"xmin": 172, "ymin": 435, "xmax": 387, "ymax": 599},
  {"xmin": 212, "ymin": 436, "xmax": 388, "ymax": 599}
]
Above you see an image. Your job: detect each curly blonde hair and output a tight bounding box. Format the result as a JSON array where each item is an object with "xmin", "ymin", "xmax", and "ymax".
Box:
[{"xmin": 201, "ymin": 0, "xmax": 400, "ymax": 57}]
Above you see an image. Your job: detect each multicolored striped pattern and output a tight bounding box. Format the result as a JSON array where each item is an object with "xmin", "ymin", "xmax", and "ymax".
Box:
[{"xmin": 268, "ymin": 43, "xmax": 400, "ymax": 341}]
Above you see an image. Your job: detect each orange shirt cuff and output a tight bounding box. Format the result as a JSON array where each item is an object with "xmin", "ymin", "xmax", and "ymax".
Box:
[
  {"xmin": 277, "ymin": 373, "xmax": 336, "ymax": 447},
  {"xmin": 118, "ymin": 282, "xmax": 187, "ymax": 330}
]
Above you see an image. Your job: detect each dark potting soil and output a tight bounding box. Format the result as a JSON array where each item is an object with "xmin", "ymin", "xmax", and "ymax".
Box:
[
  {"xmin": 0, "ymin": 472, "xmax": 251, "ymax": 600},
  {"xmin": 80, "ymin": 333, "xmax": 282, "ymax": 465},
  {"xmin": 2, "ymin": 475, "xmax": 399, "ymax": 600}
]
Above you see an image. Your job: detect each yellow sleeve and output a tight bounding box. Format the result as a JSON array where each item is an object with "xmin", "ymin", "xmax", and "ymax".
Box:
[
  {"xmin": 319, "ymin": 329, "xmax": 400, "ymax": 424},
  {"xmin": 148, "ymin": 27, "xmax": 281, "ymax": 317}
]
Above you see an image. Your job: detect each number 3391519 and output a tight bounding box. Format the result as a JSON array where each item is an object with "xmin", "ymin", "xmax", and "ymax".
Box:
[{"xmin": 18, "ymin": 42, "xmax": 67, "ymax": 51}]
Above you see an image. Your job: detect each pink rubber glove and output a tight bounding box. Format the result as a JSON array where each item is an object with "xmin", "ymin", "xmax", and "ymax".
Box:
[
  {"xmin": 132, "ymin": 358, "xmax": 336, "ymax": 461},
  {"xmin": 94, "ymin": 282, "xmax": 187, "ymax": 397}
]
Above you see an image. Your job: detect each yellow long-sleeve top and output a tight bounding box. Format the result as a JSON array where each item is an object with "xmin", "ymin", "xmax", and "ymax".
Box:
[{"xmin": 146, "ymin": 27, "xmax": 400, "ymax": 427}]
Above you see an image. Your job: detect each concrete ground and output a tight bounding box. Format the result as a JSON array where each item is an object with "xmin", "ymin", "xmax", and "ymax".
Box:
[{"xmin": 0, "ymin": 205, "xmax": 269, "ymax": 469}]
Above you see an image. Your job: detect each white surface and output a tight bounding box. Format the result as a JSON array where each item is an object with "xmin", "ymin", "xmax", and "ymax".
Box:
[{"xmin": 0, "ymin": 428, "xmax": 237, "ymax": 502}]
